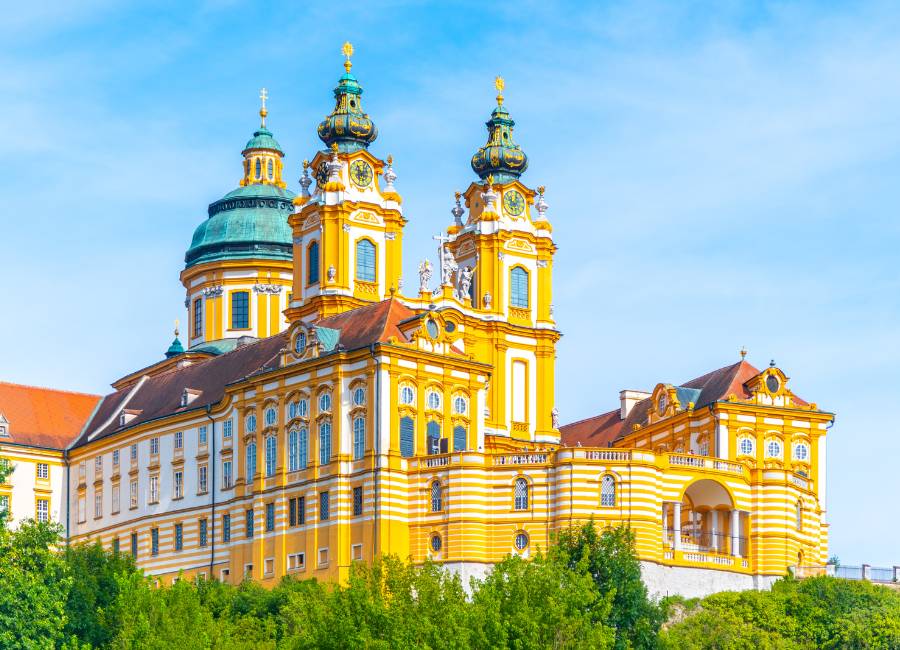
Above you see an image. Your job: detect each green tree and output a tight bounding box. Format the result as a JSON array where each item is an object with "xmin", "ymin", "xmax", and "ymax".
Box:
[{"xmin": 556, "ymin": 522, "xmax": 666, "ymax": 649}]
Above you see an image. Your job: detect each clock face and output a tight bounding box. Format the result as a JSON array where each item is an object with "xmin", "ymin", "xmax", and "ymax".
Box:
[
  {"xmin": 315, "ymin": 161, "xmax": 328, "ymax": 187},
  {"xmin": 503, "ymin": 189, "xmax": 525, "ymax": 216},
  {"xmin": 350, "ymin": 160, "xmax": 373, "ymax": 187}
]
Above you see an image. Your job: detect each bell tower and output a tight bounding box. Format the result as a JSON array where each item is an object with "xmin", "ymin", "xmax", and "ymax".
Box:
[
  {"xmin": 444, "ymin": 78, "xmax": 559, "ymax": 444},
  {"xmin": 286, "ymin": 43, "xmax": 406, "ymax": 323}
]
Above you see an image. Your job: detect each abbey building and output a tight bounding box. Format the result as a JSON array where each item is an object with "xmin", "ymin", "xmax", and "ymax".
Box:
[{"xmin": 0, "ymin": 45, "xmax": 832, "ymax": 598}]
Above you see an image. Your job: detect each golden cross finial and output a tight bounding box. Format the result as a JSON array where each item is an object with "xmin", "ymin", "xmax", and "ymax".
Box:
[
  {"xmin": 174, "ymin": 319, "xmax": 179, "ymax": 337},
  {"xmin": 259, "ymin": 87, "xmax": 268, "ymax": 127},
  {"xmin": 740, "ymin": 346, "xmax": 747, "ymax": 360},
  {"xmin": 342, "ymin": 41, "xmax": 354, "ymax": 72},
  {"xmin": 454, "ymin": 190, "xmax": 461, "ymax": 201},
  {"xmin": 302, "ymin": 159, "xmax": 309, "ymax": 170},
  {"xmin": 494, "ymin": 75, "xmax": 504, "ymax": 105},
  {"xmin": 387, "ymin": 154, "xmax": 393, "ymax": 165},
  {"xmin": 537, "ymin": 185, "xmax": 546, "ymax": 195},
  {"xmin": 486, "ymin": 173, "xmax": 494, "ymax": 187}
]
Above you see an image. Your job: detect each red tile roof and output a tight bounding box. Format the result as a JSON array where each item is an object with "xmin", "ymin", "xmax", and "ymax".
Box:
[
  {"xmin": 316, "ymin": 298, "xmax": 415, "ymax": 350},
  {"xmin": 559, "ymin": 409, "xmax": 622, "ymax": 448},
  {"xmin": 0, "ymin": 382, "xmax": 102, "ymax": 450}
]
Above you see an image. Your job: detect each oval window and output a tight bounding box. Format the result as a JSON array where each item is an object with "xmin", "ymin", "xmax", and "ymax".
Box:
[
  {"xmin": 515, "ymin": 532, "xmax": 529, "ymax": 550},
  {"xmin": 766, "ymin": 375, "xmax": 780, "ymax": 393},
  {"xmin": 294, "ymin": 331, "xmax": 306, "ymax": 356},
  {"xmin": 267, "ymin": 158, "xmax": 274, "ymax": 179},
  {"xmin": 426, "ymin": 319, "xmax": 439, "ymax": 339},
  {"xmin": 430, "ymin": 534, "xmax": 442, "ymax": 552}
]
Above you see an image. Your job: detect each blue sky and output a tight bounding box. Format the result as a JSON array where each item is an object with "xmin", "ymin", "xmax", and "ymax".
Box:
[{"xmin": 1, "ymin": 1, "xmax": 898, "ymax": 564}]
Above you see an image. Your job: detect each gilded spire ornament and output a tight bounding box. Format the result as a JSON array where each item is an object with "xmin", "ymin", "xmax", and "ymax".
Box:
[
  {"xmin": 495, "ymin": 75, "xmax": 504, "ymax": 105},
  {"xmin": 342, "ymin": 41, "xmax": 354, "ymax": 72},
  {"xmin": 259, "ymin": 87, "xmax": 268, "ymax": 127}
]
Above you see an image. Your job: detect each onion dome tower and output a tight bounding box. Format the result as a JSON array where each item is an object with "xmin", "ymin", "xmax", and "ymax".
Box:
[
  {"xmin": 470, "ymin": 76, "xmax": 528, "ymax": 182},
  {"xmin": 180, "ymin": 90, "xmax": 296, "ymax": 350},
  {"xmin": 316, "ymin": 42, "xmax": 378, "ymax": 154}
]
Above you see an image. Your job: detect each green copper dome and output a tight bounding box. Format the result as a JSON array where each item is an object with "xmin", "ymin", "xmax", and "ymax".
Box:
[
  {"xmin": 317, "ymin": 61, "xmax": 377, "ymax": 153},
  {"xmin": 185, "ymin": 184, "xmax": 295, "ymax": 268},
  {"xmin": 165, "ymin": 335, "xmax": 184, "ymax": 358},
  {"xmin": 471, "ymin": 85, "xmax": 528, "ymax": 182},
  {"xmin": 243, "ymin": 127, "xmax": 283, "ymax": 154}
]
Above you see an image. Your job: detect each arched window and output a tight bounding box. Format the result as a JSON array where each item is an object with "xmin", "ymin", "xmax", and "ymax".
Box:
[
  {"xmin": 426, "ymin": 390, "xmax": 442, "ymax": 411},
  {"xmin": 255, "ymin": 158, "xmax": 261, "ymax": 179},
  {"xmin": 766, "ymin": 440, "xmax": 782, "ymax": 458},
  {"xmin": 431, "ymin": 480, "xmax": 442, "ymax": 512},
  {"xmin": 288, "ymin": 429, "xmax": 299, "ymax": 471},
  {"xmin": 264, "ymin": 407, "xmax": 277, "ymax": 427},
  {"xmin": 399, "ymin": 416, "xmax": 414, "ymax": 458},
  {"xmin": 452, "ymin": 395, "xmax": 468, "ymax": 415},
  {"xmin": 514, "ymin": 478, "xmax": 529, "ymax": 511},
  {"xmin": 267, "ymin": 158, "xmax": 274, "ymax": 180},
  {"xmin": 319, "ymin": 392, "xmax": 332, "ymax": 413},
  {"xmin": 356, "ymin": 239, "xmax": 376, "ymax": 282},
  {"xmin": 739, "ymin": 437, "xmax": 754, "ymax": 456},
  {"xmin": 308, "ymin": 242, "xmax": 320, "ymax": 285},
  {"xmin": 795, "ymin": 501, "xmax": 803, "ymax": 531},
  {"xmin": 245, "ymin": 441, "xmax": 257, "ymax": 479},
  {"xmin": 319, "ymin": 421, "xmax": 331, "ymax": 466},
  {"xmin": 353, "ymin": 416, "xmax": 365, "ymax": 460},
  {"xmin": 453, "ymin": 425, "xmax": 466, "ymax": 452},
  {"xmin": 245, "ymin": 413, "xmax": 257, "ymax": 433},
  {"xmin": 399, "ymin": 385, "xmax": 415, "ymax": 405},
  {"xmin": 510, "ymin": 267, "xmax": 529, "ymax": 308},
  {"xmin": 427, "ymin": 421, "xmax": 441, "ymax": 455},
  {"xmin": 298, "ymin": 427, "xmax": 309, "ymax": 469},
  {"xmin": 515, "ymin": 532, "xmax": 529, "ymax": 551},
  {"xmin": 430, "ymin": 534, "xmax": 442, "ymax": 552},
  {"xmin": 294, "ymin": 331, "xmax": 307, "ymax": 356},
  {"xmin": 265, "ymin": 436, "xmax": 276, "ymax": 476},
  {"xmin": 600, "ymin": 475, "xmax": 616, "ymax": 507}
]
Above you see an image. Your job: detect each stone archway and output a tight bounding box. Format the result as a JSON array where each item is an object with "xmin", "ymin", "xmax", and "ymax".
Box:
[{"xmin": 664, "ymin": 479, "xmax": 747, "ymax": 557}]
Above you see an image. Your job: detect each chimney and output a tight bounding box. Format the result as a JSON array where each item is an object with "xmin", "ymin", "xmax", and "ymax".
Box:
[{"xmin": 619, "ymin": 390, "xmax": 651, "ymax": 419}]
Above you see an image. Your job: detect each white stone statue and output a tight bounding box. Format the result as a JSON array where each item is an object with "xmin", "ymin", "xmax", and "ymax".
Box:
[
  {"xmin": 551, "ymin": 407, "xmax": 560, "ymax": 429},
  {"xmin": 441, "ymin": 246, "xmax": 458, "ymax": 286},
  {"xmin": 327, "ymin": 265, "xmax": 336, "ymax": 282},
  {"xmin": 457, "ymin": 266, "xmax": 473, "ymax": 304},
  {"xmin": 483, "ymin": 291, "xmax": 492, "ymax": 309},
  {"xmin": 418, "ymin": 259, "xmax": 433, "ymax": 292}
]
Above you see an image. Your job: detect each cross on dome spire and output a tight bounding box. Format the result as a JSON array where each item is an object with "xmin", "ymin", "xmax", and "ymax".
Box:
[
  {"xmin": 495, "ymin": 75, "xmax": 504, "ymax": 105},
  {"xmin": 259, "ymin": 87, "xmax": 268, "ymax": 127},
  {"xmin": 342, "ymin": 41, "xmax": 354, "ymax": 72}
]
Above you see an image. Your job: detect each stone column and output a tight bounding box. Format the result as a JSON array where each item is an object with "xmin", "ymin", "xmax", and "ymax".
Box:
[
  {"xmin": 731, "ymin": 510, "xmax": 741, "ymax": 557},
  {"xmin": 662, "ymin": 503, "xmax": 669, "ymax": 547},
  {"xmin": 710, "ymin": 510, "xmax": 719, "ymax": 552},
  {"xmin": 672, "ymin": 502, "xmax": 682, "ymax": 550}
]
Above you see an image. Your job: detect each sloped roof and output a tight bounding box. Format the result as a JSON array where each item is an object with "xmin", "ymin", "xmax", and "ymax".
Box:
[
  {"xmin": 560, "ymin": 360, "xmax": 808, "ymax": 447},
  {"xmin": 0, "ymin": 382, "xmax": 102, "ymax": 450},
  {"xmin": 74, "ymin": 299, "xmax": 419, "ymax": 449}
]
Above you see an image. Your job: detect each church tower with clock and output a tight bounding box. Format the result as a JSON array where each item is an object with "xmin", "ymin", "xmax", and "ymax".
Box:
[{"xmin": 285, "ymin": 43, "xmax": 406, "ymax": 323}]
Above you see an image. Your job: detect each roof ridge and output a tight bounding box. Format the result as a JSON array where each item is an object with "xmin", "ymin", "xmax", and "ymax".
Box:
[{"xmin": 0, "ymin": 381, "xmax": 102, "ymax": 398}]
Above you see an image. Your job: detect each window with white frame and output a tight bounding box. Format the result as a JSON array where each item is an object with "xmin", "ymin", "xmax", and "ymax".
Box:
[
  {"xmin": 510, "ymin": 267, "xmax": 529, "ymax": 308},
  {"xmin": 246, "ymin": 442, "xmax": 257, "ymax": 479},
  {"xmin": 356, "ymin": 239, "xmax": 376, "ymax": 282},
  {"xmin": 353, "ymin": 416, "xmax": 365, "ymax": 460},
  {"xmin": 246, "ymin": 413, "xmax": 257, "ymax": 433},
  {"xmin": 264, "ymin": 407, "xmax": 277, "ymax": 427},
  {"xmin": 95, "ymin": 457, "xmax": 102, "ymax": 475},
  {"xmin": 36, "ymin": 462, "xmax": 49, "ymax": 480},
  {"xmin": 149, "ymin": 475, "xmax": 159, "ymax": 504},
  {"xmin": 288, "ymin": 400, "xmax": 299, "ymax": 420},
  {"xmin": 318, "ymin": 392, "xmax": 332, "ymax": 413},
  {"xmin": 222, "ymin": 460, "xmax": 233, "ymax": 489},
  {"xmin": 298, "ymin": 398, "xmax": 309, "ymax": 418},
  {"xmin": 514, "ymin": 478, "xmax": 529, "ymax": 511},
  {"xmin": 265, "ymin": 436, "xmax": 277, "ymax": 476},
  {"xmin": 198, "ymin": 426, "xmax": 207, "ymax": 446},
  {"xmin": 129, "ymin": 479, "xmax": 138, "ymax": 509},
  {"xmin": 452, "ymin": 395, "xmax": 468, "ymax": 415},
  {"xmin": 739, "ymin": 437, "xmax": 754, "ymax": 456},
  {"xmin": 600, "ymin": 475, "xmax": 616, "ymax": 507},
  {"xmin": 150, "ymin": 437, "xmax": 159, "ymax": 455},
  {"xmin": 94, "ymin": 492, "xmax": 102, "ymax": 518},
  {"xmin": 766, "ymin": 440, "xmax": 782, "ymax": 458},
  {"xmin": 319, "ymin": 421, "xmax": 332, "ymax": 465},
  {"xmin": 288, "ymin": 429, "xmax": 299, "ymax": 471},
  {"xmin": 431, "ymin": 480, "xmax": 442, "ymax": 512},
  {"xmin": 793, "ymin": 442, "xmax": 810, "ymax": 461},
  {"xmin": 130, "ymin": 444, "xmax": 137, "ymax": 461},
  {"xmin": 288, "ymin": 552, "xmax": 305, "ymax": 571},
  {"xmin": 223, "ymin": 420, "xmax": 233, "ymax": 439},
  {"xmin": 174, "ymin": 470, "xmax": 183, "ymax": 499},
  {"xmin": 37, "ymin": 498, "xmax": 49, "ymax": 523},
  {"xmin": 515, "ymin": 532, "xmax": 529, "ymax": 551},
  {"xmin": 174, "ymin": 431, "xmax": 183, "ymax": 450},
  {"xmin": 353, "ymin": 387, "xmax": 366, "ymax": 406},
  {"xmin": 426, "ymin": 390, "xmax": 442, "ymax": 411},
  {"xmin": 198, "ymin": 465, "xmax": 208, "ymax": 493},
  {"xmin": 112, "ymin": 484, "xmax": 120, "ymax": 513},
  {"xmin": 399, "ymin": 384, "xmax": 415, "ymax": 406},
  {"xmin": 299, "ymin": 428, "xmax": 309, "ymax": 469},
  {"xmin": 112, "ymin": 449, "xmax": 120, "ymax": 467}
]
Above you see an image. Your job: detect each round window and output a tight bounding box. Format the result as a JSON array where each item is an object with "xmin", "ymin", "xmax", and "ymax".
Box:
[
  {"xmin": 430, "ymin": 534, "xmax": 442, "ymax": 552},
  {"xmin": 515, "ymin": 532, "xmax": 529, "ymax": 551},
  {"xmin": 294, "ymin": 331, "xmax": 307, "ymax": 355},
  {"xmin": 426, "ymin": 319, "xmax": 439, "ymax": 339},
  {"xmin": 445, "ymin": 321, "xmax": 456, "ymax": 333},
  {"xmin": 766, "ymin": 374, "xmax": 780, "ymax": 393},
  {"xmin": 767, "ymin": 440, "xmax": 782, "ymax": 458}
]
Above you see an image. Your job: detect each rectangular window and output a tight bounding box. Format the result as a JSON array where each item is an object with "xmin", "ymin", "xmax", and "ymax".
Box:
[
  {"xmin": 174, "ymin": 431, "xmax": 183, "ymax": 450},
  {"xmin": 130, "ymin": 444, "xmax": 137, "ymax": 461},
  {"xmin": 510, "ymin": 267, "xmax": 529, "ymax": 308},
  {"xmin": 288, "ymin": 552, "xmax": 305, "ymax": 571},
  {"xmin": 353, "ymin": 486, "xmax": 363, "ymax": 516},
  {"xmin": 298, "ymin": 496, "xmax": 306, "ymax": 525},
  {"xmin": 264, "ymin": 558, "xmax": 274, "ymax": 576},
  {"xmin": 37, "ymin": 498, "xmax": 49, "ymax": 523},
  {"xmin": 198, "ymin": 465, "xmax": 208, "ymax": 493},
  {"xmin": 112, "ymin": 484, "xmax": 120, "ymax": 513},
  {"xmin": 353, "ymin": 416, "xmax": 365, "ymax": 460},
  {"xmin": 245, "ymin": 508, "xmax": 254, "ymax": 538},
  {"xmin": 129, "ymin": 479, "xmax": 138, "ymax": 509},
  {"xmin": 318, "ymin": 548, "xmax": 328, "ymax": 566},
  {"xmin": 319, "ymin": 491, "xmax": 329, "ymax": 521},
  {"xmin": 151, "ymin": 528, "xmax": 159, "ymax": 556},
  {"xmin": 78, "ymin": 496, "xmax": 86, "ymax": 523},
  {"xmin": 352, "ymin": 544, "xmax": 363, "ymax": 561},
  {"xmin": 289, "ymin": 497, "xmax": 297, "ymax": 526},
  {"xmin": 308, "ymin": 242, "xmax": 320, "ymax": 284},
  {"xmin": 198, "ymin": 426, "xmax": 207, "ymax": 445},
  {"xmin": 453, "ymin": 425, "xmax": 467, "ymax": 452},
  {"xmin": 150, "ymin": 437, "xmax": 159, "ymax": 455},
  {"xmin": 0, "ymin": 495, "xmax": 9, "ymax": 514},
  {"xmin": 223, "ymin": 513, "xmax": 231, "ymax": 543},
  {"xmin": 174, "ymin": 523, "xmax": 183, "ymax": 551},
  {"xmin": 319, "ymin": 423, "xmax": 331, "ymax": 466},
  {"xmin": 199, "ymin": 519, "xmax": 208, "ymax": 547},
  {"xmin": 112, "ymin": 537, "xmax": 120, "ymax": 554},
  {"xmin": 223, "ymin": 420, "xmax": 233, "ymax": 439},
  {"xmin": 355, "ymin": 239, "xmax": 376, "ymax": 282},
  {"xmin": 400, "ymin": 416, "xmax": 414, "ymax": 458},
  {"xmin": 231, "ymin": 291, "xmax": 250, "ymax": 329},
  {"xmin": 130, "ymin": 532, "xmax": 138, "ymax": 557},
  {"xmin": 174, "ymin": 470, "xmax": 183, "ymax": 499},
  {"xmin": 149, "ymin": 475, "xmax": 159, "ymax": 504},
  {"xmin": 95, "ymin": 456, "xmax": 102, "ymax": 474},
  {"xmin": 36, "ymin": 462, "xmax": 49, "ymax": 479},
  {"xmin": 94, "ymin": 492, "xmax": 102, "ymax": 518},
  {"xmin": 222, "ymin": 460, "xmax": 233, "ymax": 489},
  {"xmin": 193, "ymin": 298, "xmax": 203, "ymax": 338},
  {"xmin": 112, "ymin": 449, "xmax": 120, "ymax": 467},
  {"xmin": 266, "ymin": 502, "xmax": 275, "ymax": 532}
]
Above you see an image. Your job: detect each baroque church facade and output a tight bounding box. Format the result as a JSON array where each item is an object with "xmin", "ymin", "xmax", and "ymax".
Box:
[{"xmin": 0, "ymin": 45, "xmax": 832, "ymax": 597}]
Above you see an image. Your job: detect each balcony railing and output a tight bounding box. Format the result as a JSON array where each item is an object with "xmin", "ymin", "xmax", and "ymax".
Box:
[
  {"xmin": 585, "ymin": 450, "xmax": 632, "ymax": 461},
  {"xmin": 493, "ymin": 453, "xmax": 549, "ymax": 466},
  {"xmin": 669, "ymin": 454, "xmax": 743, "ymax": 474}
]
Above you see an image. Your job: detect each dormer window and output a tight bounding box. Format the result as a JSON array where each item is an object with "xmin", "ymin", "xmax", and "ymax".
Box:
[
  {"xmin": 0, "ymin": 414, "xmax": 8, "ymax": 438},
  {"xmin": 657, "ymin": 394, "xmax": 667, "ymax": 416},
  {"xmin": 181, "ymin": 388, "xmax": 202, "ymax": 407},
  {"xmin": 118, "ymin": 409, "xmax": 141, "ymax": 427},
  {"xmin": 766, "ymin": 375, "xmax": 780, "ymax": 393}
]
